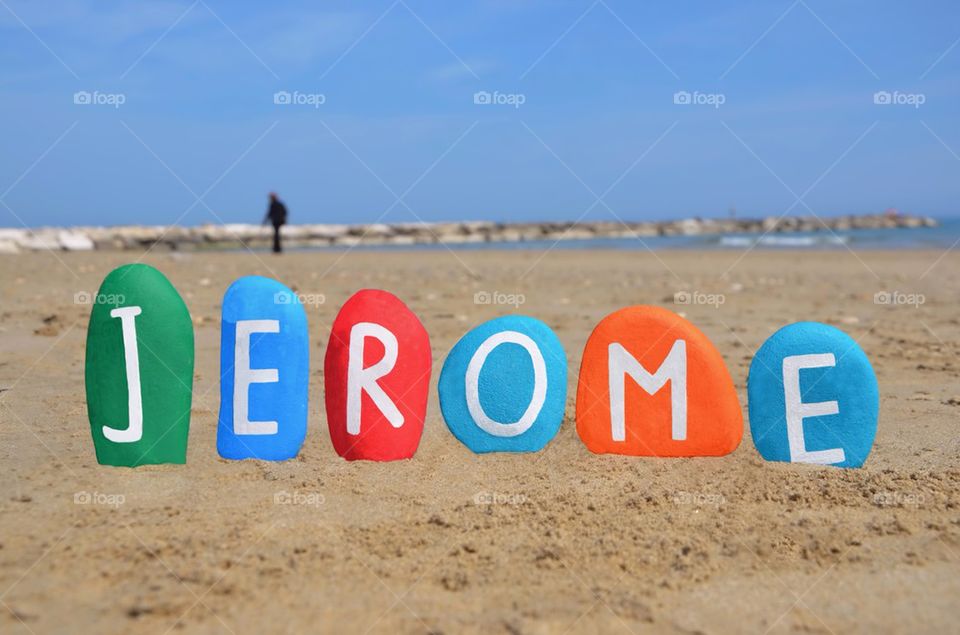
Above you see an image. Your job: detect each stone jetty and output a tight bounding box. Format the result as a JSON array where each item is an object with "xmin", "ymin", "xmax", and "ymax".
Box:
[{"xmin": 0, "ymin": 213, "xmax": 937, "ymax": 253}]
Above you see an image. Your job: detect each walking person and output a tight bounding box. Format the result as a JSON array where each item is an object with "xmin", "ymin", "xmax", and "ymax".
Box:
[{"xmin": 263, "ymin": 192, "xmax": 288, "ymax": 253}]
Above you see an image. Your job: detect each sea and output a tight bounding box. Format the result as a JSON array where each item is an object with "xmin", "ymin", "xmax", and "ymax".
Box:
[{"xmin": 302, "ymin": 216, "xmax": 960, "ymax": 252}]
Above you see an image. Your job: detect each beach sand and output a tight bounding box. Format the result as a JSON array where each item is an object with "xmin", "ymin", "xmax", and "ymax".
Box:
[{"xmin": 1, "ymin": 248, "xmax": 958, "ymax": 634}]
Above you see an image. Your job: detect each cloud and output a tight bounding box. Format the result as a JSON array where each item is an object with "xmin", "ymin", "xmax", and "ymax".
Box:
[
  {"xmin": 426, "ymin": 59, "xmax": 496, "ymax": 81},
  {"xmin": 0, "ymin": 0, "xmax": 208, "ymax": 43},
  {"xmin": 255, "ymin": 11, "xmax": 366, "ymax": 67}
]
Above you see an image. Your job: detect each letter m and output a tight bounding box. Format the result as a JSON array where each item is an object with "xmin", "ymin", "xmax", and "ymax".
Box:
[{"xmin": 607, "ymin": 340, "xmax": 687, "ymax": 442}]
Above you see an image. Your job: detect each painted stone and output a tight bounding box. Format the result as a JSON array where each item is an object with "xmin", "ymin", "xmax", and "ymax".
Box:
[
  {"xmin": 438, "ymin": 316, "xmax": 567, "ymax": 453},
  {"xmin": 85, "ymin": 264, "xmax": 194, "ymax": 467},
  {"xmin": 576, "ymin": 305, "xmax": 742, "ymax": 457},
  {"xmin": 324, "ymin": 289, "xmax": 431, "ymax": 461},
  {"xmin": 217, "ymin": 276, "xmax": 309, "ymax": 461},
  {"xmin": 748, "ymin": 322, "xmax": 878, "ymax": 468}
]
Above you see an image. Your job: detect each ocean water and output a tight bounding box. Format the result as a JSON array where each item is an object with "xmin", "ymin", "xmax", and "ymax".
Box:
[{"xmin": 302, "ymin": 216, "xmax": 960, "ymax": 252}]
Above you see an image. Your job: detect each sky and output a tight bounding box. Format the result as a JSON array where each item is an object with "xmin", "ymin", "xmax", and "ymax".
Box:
[{"xmin": 1, "ymin": 0, "xmax": 958, "ymax": 227}]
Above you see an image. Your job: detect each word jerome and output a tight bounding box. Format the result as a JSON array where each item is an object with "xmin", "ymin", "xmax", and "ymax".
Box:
[{"xmin": 85, "ymin": 264, "xmax": 879, "ymax": 469}]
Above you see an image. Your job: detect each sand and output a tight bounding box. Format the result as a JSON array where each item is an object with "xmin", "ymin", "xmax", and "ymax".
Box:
[{"xmin": 0, "ymin": 248, "xmax": 958, "ymax": 634}]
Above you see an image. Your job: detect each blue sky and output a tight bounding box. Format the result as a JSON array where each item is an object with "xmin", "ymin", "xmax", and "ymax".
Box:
[{"xmin": 1, "ymin": 0, "xmax": 958, "ymax": 227}]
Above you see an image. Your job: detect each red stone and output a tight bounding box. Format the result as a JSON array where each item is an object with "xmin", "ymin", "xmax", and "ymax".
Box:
[{"xmin": 324, "ymin": 289, "xmax": 431, "ymax": 461}]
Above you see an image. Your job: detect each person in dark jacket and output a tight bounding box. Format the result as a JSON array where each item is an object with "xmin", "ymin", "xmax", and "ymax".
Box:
[{"xmin": 263, "ymin": 192, "xmax": 288, "ymax": 253}]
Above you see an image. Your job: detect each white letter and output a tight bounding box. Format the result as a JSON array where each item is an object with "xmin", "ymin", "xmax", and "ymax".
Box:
[
  {"xmin": 782, "ymin": 353, "xmax": 844, "ymax": 464},
  {"xmin": 346, "ymin": 322, "xmax": 403, "ymax": 435},
  {"xmin": 103, "ymin": 306, "xmax": 144, "ymax": 443},
  {"xmin": 608, "ymin": 340, "xmax": 687, "ymax": 442},
  {"xmin": 234, "ymin": 320, "xmax": 280, "ymax": 435},
  {"xmin": 465, "ymin": 331, "xmax": 547, "ymax": 437}
]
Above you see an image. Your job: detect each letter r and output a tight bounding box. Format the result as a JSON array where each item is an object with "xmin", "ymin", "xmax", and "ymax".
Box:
[{"xmin": 346, "ymin": 322, "xmax": 403, "ymax": 435}]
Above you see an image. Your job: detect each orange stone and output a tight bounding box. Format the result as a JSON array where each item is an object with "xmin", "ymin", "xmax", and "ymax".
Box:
[{"xmin": 576, "ymin": 305, "xmax": 742, "ymax": 457}]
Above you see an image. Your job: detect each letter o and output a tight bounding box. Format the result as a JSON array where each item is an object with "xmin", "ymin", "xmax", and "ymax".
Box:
[
  {"xmin": 465, "ymin": 331, "xmax": 547, "ymax": 437},
  {"xmin": 438, "ymin": 316, "xmax": 567, "ymax": 454}
]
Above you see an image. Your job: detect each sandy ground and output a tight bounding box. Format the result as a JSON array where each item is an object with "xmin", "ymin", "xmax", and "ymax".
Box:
[{"xmin": 0, "ymin": 247, "xmax": 958, "ymax": 634}]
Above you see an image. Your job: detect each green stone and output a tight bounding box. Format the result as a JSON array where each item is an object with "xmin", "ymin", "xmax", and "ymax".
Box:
[{"xmin": 85, "ymin": 264, "xmax": 194, "ymax": 466}]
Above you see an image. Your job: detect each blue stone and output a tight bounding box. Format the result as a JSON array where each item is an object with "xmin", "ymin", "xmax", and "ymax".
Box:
[
  {"xmin": 217, "ymin": 276, "xmax": 309, "ymax": 461},
  {"xmin": 748, "ymin": 322, "xmax": 878, "ymax": 468},
  {"xmin": 438, "ymin": 315, "xmax": 567, "ymax": 453}
]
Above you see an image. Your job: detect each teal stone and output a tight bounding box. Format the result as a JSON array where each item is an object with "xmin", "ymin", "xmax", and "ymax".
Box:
[{"xmin": 748, "ymin": 322, "xmax": 879, "ymax": 468}]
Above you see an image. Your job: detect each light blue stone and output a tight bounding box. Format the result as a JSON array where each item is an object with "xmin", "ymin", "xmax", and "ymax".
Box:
[
  {"xmin": 748, "ymin": 322, "xmax": 878, "ymax": 468},
  {"xmin": 217, "ymin": 276, "xmax": 309, "ymax": 461},
  {"xmin": 438, "ymin": 316, "xmax": 567, "ymax": 453}
]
